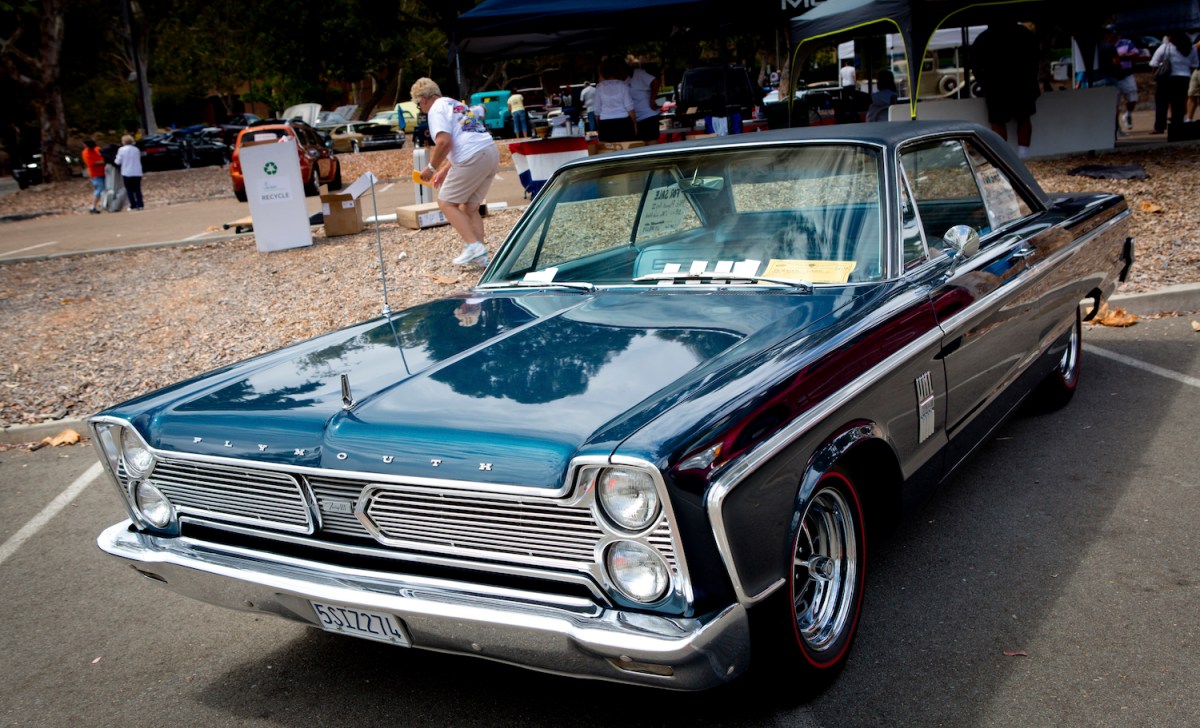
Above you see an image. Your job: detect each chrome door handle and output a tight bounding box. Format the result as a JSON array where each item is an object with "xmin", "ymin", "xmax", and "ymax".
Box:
[{"xmin": 1012, "ymin": 246, "xmax": 1036, "ymax": 259}]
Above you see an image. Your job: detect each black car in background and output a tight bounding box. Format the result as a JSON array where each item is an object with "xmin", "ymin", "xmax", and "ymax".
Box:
[
  {"xmin": 137, "ymin": 128, "xmax": 231, "ymax": 171},
  {"xmin": 10, "ymin": 153, "xmax": 83, "ymax": 189},
  {"xmin": 218, "ymin": 113, "xmax": 262, "ymax": 145},
  {"xmin": 676, "ymin": 65, "xmax": 763, "ymax": 121}
]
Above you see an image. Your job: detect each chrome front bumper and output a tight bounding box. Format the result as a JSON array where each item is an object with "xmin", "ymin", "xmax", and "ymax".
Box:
[{"xmin": 97, "ymin": 521, "xmax": 750, "ymax": 690}]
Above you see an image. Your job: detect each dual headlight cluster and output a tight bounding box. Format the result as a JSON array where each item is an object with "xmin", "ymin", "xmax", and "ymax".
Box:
[
  {"xmin": 593, "ymin": 467, "xmax": 672, "ymax": 605},
  {"xmin": 93, "ymin": 422, "xmax": 175, "ymax": 529}
]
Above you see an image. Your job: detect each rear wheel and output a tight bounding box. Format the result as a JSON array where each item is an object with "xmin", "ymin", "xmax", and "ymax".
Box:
[
  {"xmin": 327, "ymin": 161, "xmax": 342, "ymax": 191},
  {"xmin": 753, "ymin": 467, "xmax": 866, "ymax": 697},
  {"xmin": 1030, "ymin": 309, "xmax": 1082, "ymax": 411}
]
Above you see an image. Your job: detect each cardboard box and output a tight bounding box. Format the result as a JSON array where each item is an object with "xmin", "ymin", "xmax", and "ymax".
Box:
[
  {"xmin": 321, "ymin": 193, "xmax": 364, "ymax": 236},
  {"xmin": 396, "ymin": 201, "xmax": 489, "ymax": 230}
]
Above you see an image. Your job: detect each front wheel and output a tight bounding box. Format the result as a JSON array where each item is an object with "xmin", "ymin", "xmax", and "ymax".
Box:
[{"xmin": 752, "ymin": 467, "xmax": 866, "ymax": 696}]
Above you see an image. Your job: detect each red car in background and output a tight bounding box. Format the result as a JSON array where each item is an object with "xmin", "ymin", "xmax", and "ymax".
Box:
[{"xmin": 230, "ymin": 120, "xmax": 342, "ymax": 202}]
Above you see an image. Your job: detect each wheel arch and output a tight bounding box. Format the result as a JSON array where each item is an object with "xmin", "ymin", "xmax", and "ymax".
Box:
[{"xmin": 708, "ymin": 418, "xmax": 902, "ymax": 608}]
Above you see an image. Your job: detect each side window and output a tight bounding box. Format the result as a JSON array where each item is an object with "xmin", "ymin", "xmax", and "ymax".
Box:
[
  {"xmin": 964, "ymin": 142, "xmax": 1033, "ymax": 229},
  {"xmin": 899, "ymin": 140, "xmax": 989, "ymax": 242},
  {"xmin": 898, "ymin": 167, "xmax": 928, "ymax": 268}
]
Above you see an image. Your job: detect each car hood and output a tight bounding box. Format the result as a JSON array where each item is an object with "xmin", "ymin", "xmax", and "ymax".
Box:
[{"xmin": 107, "ymin": 289, "xmax": 859, "ymax": 489}]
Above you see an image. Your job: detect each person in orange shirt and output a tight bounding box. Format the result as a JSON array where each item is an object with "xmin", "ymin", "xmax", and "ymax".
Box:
[{"xmin": 81, "ymin": 139, "xmax": 106, "ymax": 213}]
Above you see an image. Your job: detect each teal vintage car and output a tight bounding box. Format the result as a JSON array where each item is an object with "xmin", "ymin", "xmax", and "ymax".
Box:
[
  {"xmin": 93, "ymin": 121, "xmax": 1132, "ymax": 693},
  {"xmin": 468, "ymin": 89, "xmax": 512, "ymax": 135}
]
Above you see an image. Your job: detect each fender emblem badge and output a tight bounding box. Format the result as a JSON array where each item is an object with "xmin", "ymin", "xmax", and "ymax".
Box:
[
  {"xmin": 336, "ymin": 452, "xmax": 348, "ymax": 460},
  {"xmin": 382, "ymin": 456, "xmax": 394, "ymax": 464},
  {"xmin": 479, "ymin": 463, "xmax": 493, "ymax": 471},
  {"xmin": 430, "ymin": 459, "xmax": 442, "ymax": 467},
  {"xmin": 294, "ymin": 448, "xmax": 306, "ymax": 456},
  {"xmin": 258, "ymin": 444, "xmax": 268, "ymax": 452}
]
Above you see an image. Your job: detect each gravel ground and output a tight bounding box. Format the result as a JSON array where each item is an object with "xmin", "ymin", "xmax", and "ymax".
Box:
[{"xmin": 1, "ymin": 142, "xmax": 1197, "ymax": 427}]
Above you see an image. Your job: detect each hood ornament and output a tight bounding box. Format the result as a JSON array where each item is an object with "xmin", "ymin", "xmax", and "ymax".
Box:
[{"xmin": 341, "ymin": 373, "xmax": 354, "ymax": 410}]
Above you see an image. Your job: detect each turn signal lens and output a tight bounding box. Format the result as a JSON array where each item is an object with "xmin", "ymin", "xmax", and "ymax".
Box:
[
  {"xmin": 606, "ymin": 540, "xmax": 670, "ymax": 603},
  {"xmin": 597, "ymin": 468, "xmax": 660, "ymax": 531}
]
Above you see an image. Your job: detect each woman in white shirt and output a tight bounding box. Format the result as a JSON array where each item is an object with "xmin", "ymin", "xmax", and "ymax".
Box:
[
  {"xmin": 595, "ymin": 57, "xmax": 637, "ymax": 142},
  {"xmin": 113, "ymin": 135, "xmax": 144, "ymax": 210},
  {"xmin": 627, "ymin": 62, "xmax": 661, "ymax": 142},
  {"xmin": 1150, "ymin": 32, "xmax": 1200, "ymax": 133}
]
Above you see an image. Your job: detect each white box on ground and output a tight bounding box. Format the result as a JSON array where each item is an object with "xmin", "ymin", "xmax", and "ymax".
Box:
[
  {"xmin": 342, "ymin": 171, "xmax": 379, "ymax": 200},
  {"xmin": 240, "ymin": 137, "xmax": 312, "ymax": 252}
]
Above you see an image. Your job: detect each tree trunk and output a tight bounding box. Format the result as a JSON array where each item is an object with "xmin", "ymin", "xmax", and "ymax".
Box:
[
  {"xmin": 358, "ymin": 66, "xmax": 399, "ymax": 120},
  {"xmin": 38, "ymin": 0, "xmax": 70, "ymax": 182}
]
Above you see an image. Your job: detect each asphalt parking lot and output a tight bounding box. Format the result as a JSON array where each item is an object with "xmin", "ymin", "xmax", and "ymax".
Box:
[{"xmin": 1, "ymin": 303, "xmax": 1196, "ymax": 727}]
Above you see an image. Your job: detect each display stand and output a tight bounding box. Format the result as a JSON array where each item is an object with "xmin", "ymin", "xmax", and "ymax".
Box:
[
  {"xmin": 240, "ymin": 136, "xmax": 312, "ymax": 252},
  {"xmin": 509, "ymin": 137, "xmax": 589, "ymax": 197}
]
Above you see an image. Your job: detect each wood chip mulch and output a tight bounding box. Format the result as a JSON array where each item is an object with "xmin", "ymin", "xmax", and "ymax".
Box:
[{"xmin": 0, "ymin": 141, "xmax": 1196, "ymax": 427}]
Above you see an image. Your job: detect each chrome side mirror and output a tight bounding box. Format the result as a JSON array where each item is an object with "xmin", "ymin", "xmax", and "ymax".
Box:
[{"xmin": 943, "ymin": 225, "xmax": 980, "ymax": 258}]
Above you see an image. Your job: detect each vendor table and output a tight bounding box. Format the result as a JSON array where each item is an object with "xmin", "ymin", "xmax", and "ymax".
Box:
[{"xmin": 509, "ymin": 137, "xmax": 589, "ymax": 197}]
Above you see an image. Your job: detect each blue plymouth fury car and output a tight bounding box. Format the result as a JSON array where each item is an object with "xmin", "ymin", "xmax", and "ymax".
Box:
[{"xmin": 94, "ymin": 121, "xmax": 1133, "ymax": 692}]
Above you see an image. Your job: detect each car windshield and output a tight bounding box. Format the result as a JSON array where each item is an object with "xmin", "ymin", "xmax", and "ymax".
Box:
[{"xmin": 482, "ymin": 144, "xmax": 884, "ymax": 288}]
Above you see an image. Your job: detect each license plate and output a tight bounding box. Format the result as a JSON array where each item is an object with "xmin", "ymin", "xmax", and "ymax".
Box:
[{"xmin": 310, "ymin": 601, "xmax": 410, "ymax": 646}]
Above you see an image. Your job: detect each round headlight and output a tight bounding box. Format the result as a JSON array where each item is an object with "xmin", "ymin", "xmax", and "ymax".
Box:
[
  {"xmin": 120, "ymin": 428, "xmax": 154, "ymax": 478},
  {"xmin": 135, "ymin": 480, "xmax": 174, "ymax": 528},
  {"xmin": 606, "ymin": 540, "xmax": 671, "ymax": 603},
  {"xmin": 597, "ymin": 468, "xmax": 660, "ymax": 531}
]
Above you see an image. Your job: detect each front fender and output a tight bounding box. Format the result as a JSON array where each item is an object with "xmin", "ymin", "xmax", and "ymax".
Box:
[{"xmin": 706, "ymin": 419, "xmax": 892, "ymax": 606}]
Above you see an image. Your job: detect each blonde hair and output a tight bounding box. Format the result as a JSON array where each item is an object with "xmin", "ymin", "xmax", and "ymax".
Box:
[
  {"xmin": 121, "ymin": 134, "xmax": 135, "ymax": 145},
  {"xmin": 410, "ymin": 77, "xmax": 441, "ymax": 101}
]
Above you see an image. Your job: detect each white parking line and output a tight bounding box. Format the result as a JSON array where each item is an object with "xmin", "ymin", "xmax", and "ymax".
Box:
[
  {"xmin": 0, "ymin": 241, "xmax": 58, "ymax": 258},
  {"xmin": 1085, "ymin": 344, "xmax": 1200, "ymax": 389},
  {"xmin": 0, "ymin": 461, "xmax": 103, "ymax": 567}
]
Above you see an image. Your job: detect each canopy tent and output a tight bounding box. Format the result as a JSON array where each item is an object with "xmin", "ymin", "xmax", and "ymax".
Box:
[
  {"xmin": 454, "ymin": 0, "xmax": 799, "ymax": 59},
  {"xmin": 787, "ymin": 0, "xmax": 1127, "ymax": 119}
]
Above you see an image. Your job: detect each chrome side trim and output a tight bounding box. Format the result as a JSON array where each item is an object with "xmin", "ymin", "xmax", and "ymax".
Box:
[
  {"xmin": 98, "ymin": 521, "xmax": 750, "ymax": 690},
  {"xmin": 1031, "ymin": 208, "xmax": 1130, "ymax": 272},
  {"xmin": 705, "ymin": 290, "xmax": 942, "ymax": 606}
]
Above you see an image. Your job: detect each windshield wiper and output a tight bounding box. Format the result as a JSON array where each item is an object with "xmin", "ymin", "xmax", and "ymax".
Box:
[
  {"xmin": 477, "ymin": 280, "xmax": 596, "ymax": 292},
  {"xmin": 632, "ymin": 272, "xmax": 813, "ymax": 291}
]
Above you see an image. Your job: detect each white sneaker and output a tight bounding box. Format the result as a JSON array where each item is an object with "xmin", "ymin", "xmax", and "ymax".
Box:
[
  {"xmin": 1123, "ymin": 112, "xmax": 1133, "ymax": 130},
  {"xmin": 452, "ymin": 242, "xmax": 487, "ymax": 266}
]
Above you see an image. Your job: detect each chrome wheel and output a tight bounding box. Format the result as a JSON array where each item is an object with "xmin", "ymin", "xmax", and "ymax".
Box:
[
  {"xmin": 1057, "ymin": 317, "xmax": 1080, "ymax": 387},
  {"xmin": 791, "ymin": 476, "xmax": 860, "ymax": 660},
  {"xmin": 1031, "ymin": 310, "xmax": 1082, "ymax": 412}
]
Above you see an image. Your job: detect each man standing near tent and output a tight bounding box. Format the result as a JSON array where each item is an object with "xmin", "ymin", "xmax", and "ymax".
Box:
[
  {"xmin": 413, "ymin": 77, "xmax": 500, "ymax": 268},
  {"xmin": 971, "ymin": 22, "xmax": 1040, "ymax": 158}
]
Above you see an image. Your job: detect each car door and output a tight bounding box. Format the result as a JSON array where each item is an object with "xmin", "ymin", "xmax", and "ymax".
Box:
[{"xmin": 898, "ymin": 137, "xmax": 1040, "ymax": 471}]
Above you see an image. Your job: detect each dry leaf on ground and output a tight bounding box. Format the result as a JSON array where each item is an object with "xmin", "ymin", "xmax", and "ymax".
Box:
[
  {"xmin": 38, "ymin": 428, "xmax": 82, "ymax": 448},
  {"xmin": 1138, "ymin": 200, "xmax": 1164, "ymax": 213},
  {"xmin": 1090, "ymin": 304, "xmax": 1139, "ymax": 328}
]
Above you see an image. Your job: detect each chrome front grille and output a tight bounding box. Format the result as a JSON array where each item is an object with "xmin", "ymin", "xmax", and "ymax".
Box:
[
  {"xmin": 144, "ymin": 458, "xmax": 679, "ymax": 576},
  {"xmin": 307, "ymin": 475, "xmax": 369, "ymax": 537},
  {"xmin": 363, "ymin": 487, "xmax": 605, "ymax": 564},
  {"xmin": 150, "ymin": 457, "xmax": 314, "ymax": 534}
]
